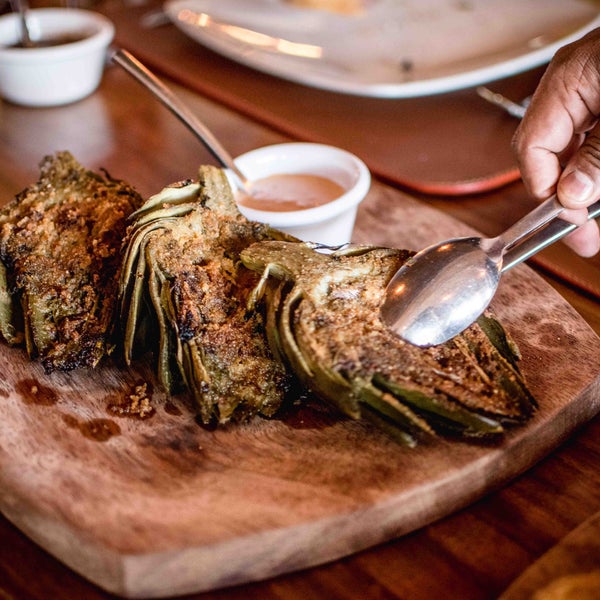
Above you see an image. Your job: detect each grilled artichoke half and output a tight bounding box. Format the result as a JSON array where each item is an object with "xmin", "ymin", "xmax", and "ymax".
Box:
[
  {"xmin": 241, "ymin": 241, "xmax": 537, "ymax": 445},
  {"xmin": 118, "ymin": 165, "xmax": 293, "ymax": 425},
  {"xmin": 0, "ymin": 152, "xmax": 143, "ymax": 372}
]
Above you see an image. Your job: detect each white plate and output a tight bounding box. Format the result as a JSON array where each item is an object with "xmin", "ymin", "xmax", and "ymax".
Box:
[{"xmin": 164, "ymin": 0, "xmax": 600, "ymax": 97}]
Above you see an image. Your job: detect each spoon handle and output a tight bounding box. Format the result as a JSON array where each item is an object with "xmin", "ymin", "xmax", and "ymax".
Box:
[
  {"xmin": 9, "ymin": 0, "xmax": 33, "ymax": 47},
  {"xmin": 111, "ymin": 48, "xmax": 250, "ymax": 192},
  {"xmin": 502, "ymin": 199, "xmax": 600, "ymax": 272},
  {"xmin": 496, "ymin": 194, "xmax": 563, "ymax": 256}
]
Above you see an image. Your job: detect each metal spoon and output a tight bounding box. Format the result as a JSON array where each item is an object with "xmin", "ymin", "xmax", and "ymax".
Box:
[
  {"xmin": 111, "ymin": 48, "xmax": 251, "ymax": 194},
  {"xmin": 10, "ymin": 0, "xmax": 34, "ymax": 48},
  {"xmin": 381, "ymin": 196, "xmax": 600, "ymax": 347},
  {"xmin": 476, "ymin": 86, "xmax": 531, "ymax": 119}
]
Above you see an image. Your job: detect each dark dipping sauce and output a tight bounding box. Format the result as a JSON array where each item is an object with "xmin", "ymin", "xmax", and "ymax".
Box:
[
  {"xmin": 7, "ymin": 33, "xmax": 87, "ymax": 49},
  {"xmin": 236, "ymin": 173, "xmax": 346, "ymax": 212}
]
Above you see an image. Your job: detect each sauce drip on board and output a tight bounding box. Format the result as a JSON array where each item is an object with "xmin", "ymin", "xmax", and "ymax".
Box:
[{"xmin": 237, "ymin": 173, "xmax": 345, "ymax": 212}]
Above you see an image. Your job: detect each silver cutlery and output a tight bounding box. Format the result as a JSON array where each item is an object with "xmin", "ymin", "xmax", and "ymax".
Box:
[{"xmin": 381, "ymin": 196, "xmax": 600, "ymax": 347}]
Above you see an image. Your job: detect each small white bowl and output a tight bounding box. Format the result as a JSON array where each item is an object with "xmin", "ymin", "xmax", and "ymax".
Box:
[
  {"xmin": 0, "ymin": 8, "xmax": 114, "ymax": 107},
  {"xmin": 233, "ymin": 143, "xmax": 371, "ymax": 245}
]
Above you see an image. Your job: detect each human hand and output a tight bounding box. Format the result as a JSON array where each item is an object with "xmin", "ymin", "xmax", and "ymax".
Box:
[{"xmin": 512, "ymin": 28, "xmax": 600, "ymax": 257}]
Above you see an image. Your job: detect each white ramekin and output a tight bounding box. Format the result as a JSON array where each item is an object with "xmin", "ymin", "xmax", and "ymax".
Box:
[
  {"xmin": 0, "ymin": 9, "xmax": 114, "ymax": 107},
  {"xmin": 233, "ymin": 142, "xmax": 371, "ymax": 246}
]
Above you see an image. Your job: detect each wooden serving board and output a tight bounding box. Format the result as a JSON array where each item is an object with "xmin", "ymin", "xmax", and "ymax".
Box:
[{"xmin": 1, "ymin": 190, "xmax": 599, "ymax": 598}]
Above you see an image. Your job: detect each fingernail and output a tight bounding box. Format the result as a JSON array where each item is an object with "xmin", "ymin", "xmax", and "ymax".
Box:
[{"xmin": 559, "ymin": 170, "xmax": 594, "ymax": 204}]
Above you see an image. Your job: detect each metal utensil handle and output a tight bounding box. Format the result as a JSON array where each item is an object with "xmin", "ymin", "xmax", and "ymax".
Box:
[
  {"xmin": 10, "ymin": 0, "xmax": 33, "ymax": 47},
  {"xmin": 502, "ymin": 199, "xmax": 600, "ymax": 272},
  {"xmin": 111, "ymin": 48, "xmax": 249, "ymax": 191},
  {"xmin": 476, "ymin": 87, "xmax": 528, "ymax": 119},
  {"xmin": 496, "ymin": 194, "xmax": 563, "ymax": 256}
]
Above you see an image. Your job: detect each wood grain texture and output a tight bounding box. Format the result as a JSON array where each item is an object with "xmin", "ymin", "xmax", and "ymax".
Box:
[
  {"xmin": 0, "ymin": 189, "xmax": 598, "ymax": 598},
  {"xmin": 499, "ymin": 510, "xmax": 600, "ymax": 599}
]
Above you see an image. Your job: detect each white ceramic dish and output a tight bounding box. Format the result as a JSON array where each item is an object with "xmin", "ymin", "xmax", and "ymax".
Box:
[
  {"xmin": 233, "ymin": 143, "xmax": 370, "ymax": 245},
  {"xmin": 0, "ymin": 8, "xmax": 114, "ymax": 107},
  {"xmin": 165, "ymin": 0, "xmax": 600, "ymax": 98}
]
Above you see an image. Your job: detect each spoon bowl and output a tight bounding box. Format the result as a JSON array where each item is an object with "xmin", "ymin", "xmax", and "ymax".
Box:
[
  {"xmin": 381, "ymin": 237, "xmax": 501, "ymax": 346},
  {"xmin": 381, "ymin": 195, "xmax": 600, "ymax": 347}
]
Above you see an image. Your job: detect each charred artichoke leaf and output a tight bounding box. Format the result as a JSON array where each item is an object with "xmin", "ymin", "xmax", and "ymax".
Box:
[
  {"xmin": 128, "ymin": 179, "xmax": 201, "ymax": 222},
  {"xmin": 0, "ymin": 151, "xmax": 143, "ymax": 371},
  {"xmin": 372, "ymin": 375, "xmax": 504, "ymax": 437},
  {"xmin": 0, "ymin": 260, "xmax": 22, "ymax": 345},
  {"xmin": 241, "ymin": 240, "xmax": 536, "ymax": 443},
  {"xmin": 118, "ymin": 165, "xmax": 293, "ymax": 424}
]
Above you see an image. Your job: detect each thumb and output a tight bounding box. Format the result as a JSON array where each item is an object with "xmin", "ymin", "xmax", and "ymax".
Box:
[{"xmin": 557, "ymin": 130, "xmax": 600, "ymax": 208}]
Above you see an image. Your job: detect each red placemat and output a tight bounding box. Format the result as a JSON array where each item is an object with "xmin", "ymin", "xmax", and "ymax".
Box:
[
  {"xmin": 534, "ymin": 246, "xmax": 600, "ymax": 300},
  {"xmin": 101, "ymin": 0, "xmax": 544, "ymax": 196},
  {"xmin": 100, "ymin": 2, "xmax": 600, "ymax": 299}
]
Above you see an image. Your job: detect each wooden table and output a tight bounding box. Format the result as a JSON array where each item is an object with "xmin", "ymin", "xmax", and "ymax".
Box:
[{"xmin": 1, "ymin": 31, "xmax": 600, "ymax": 600}]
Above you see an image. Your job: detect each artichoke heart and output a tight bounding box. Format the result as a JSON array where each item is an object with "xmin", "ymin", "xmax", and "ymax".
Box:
[
  {"xmin": 0, "ymin": 151, "xmax": 143, "ymax": 371},
  {"xmin": 118, "ymin": 165, "xmax": 293, "ymax": 425},
  {"xmin": 241, "ymin": 240, "xmax": 537, "ymax": 445}
]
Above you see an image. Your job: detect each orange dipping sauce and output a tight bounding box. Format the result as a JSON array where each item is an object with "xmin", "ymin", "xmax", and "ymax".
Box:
[{"xmin": 236, "ymin": 173, "xmax": 346, "ymax": 212}]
